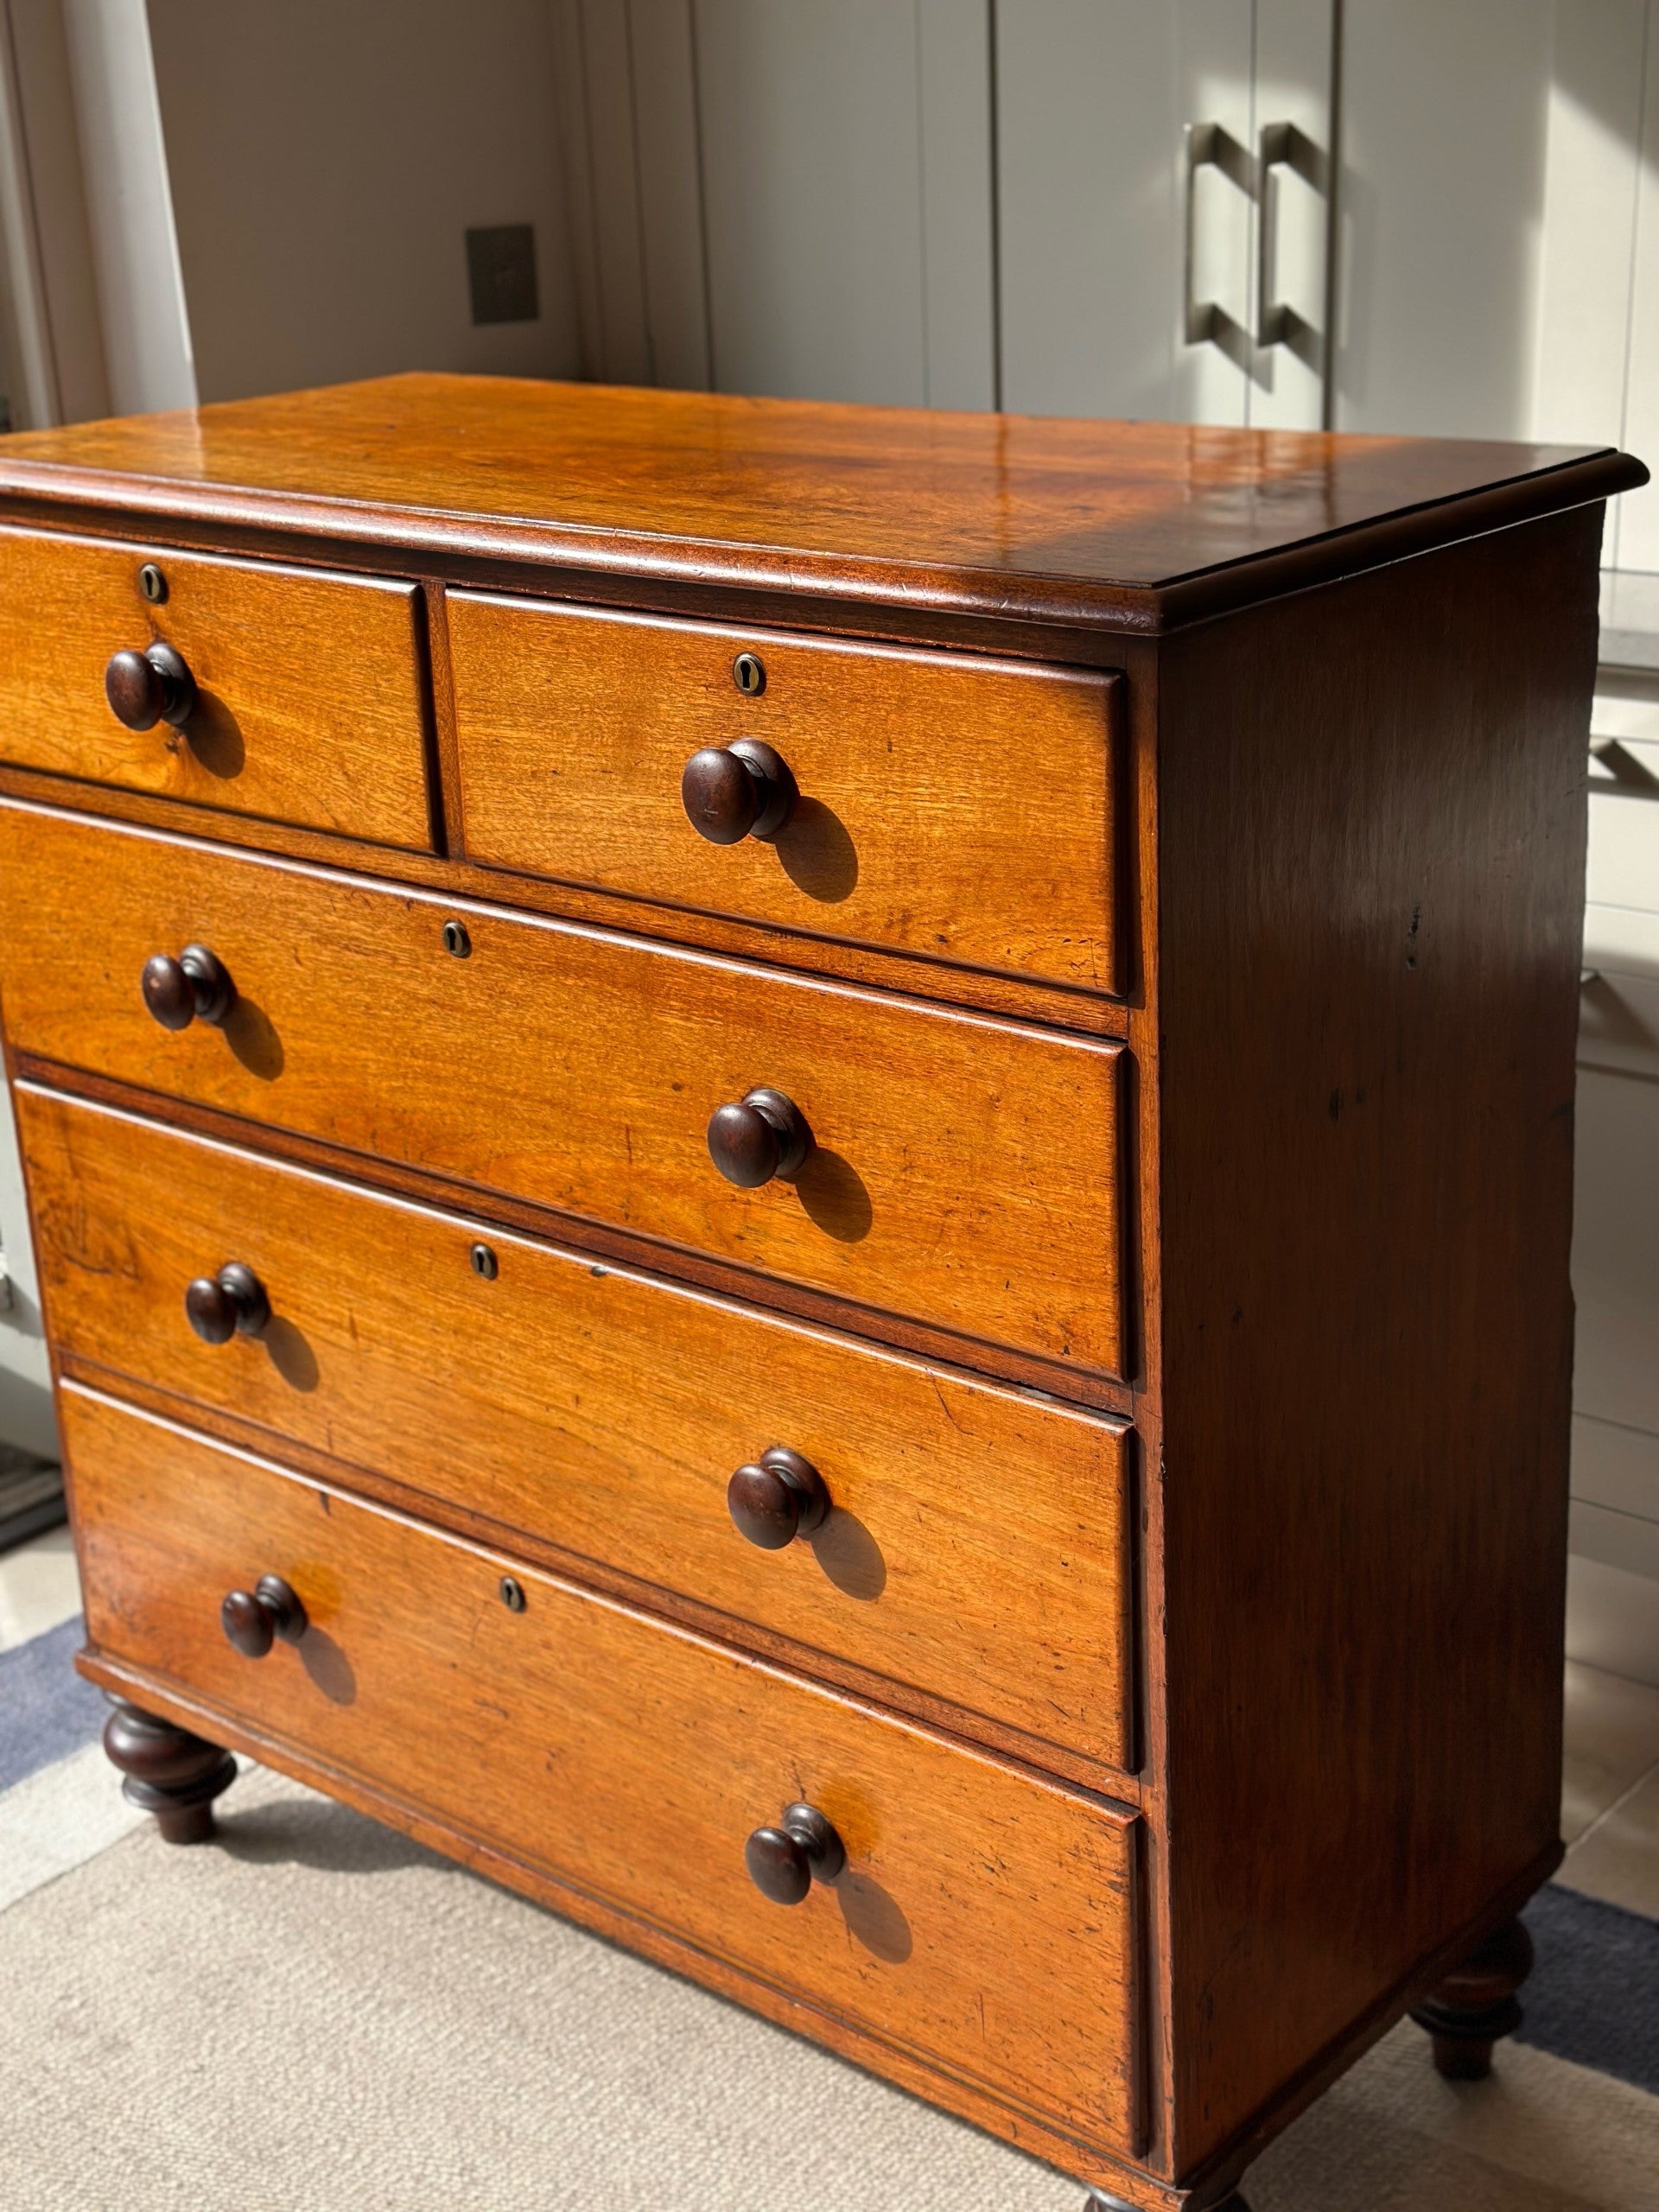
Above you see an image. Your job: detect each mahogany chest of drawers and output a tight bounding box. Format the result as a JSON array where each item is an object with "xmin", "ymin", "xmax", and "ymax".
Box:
[{"xmin": 0, "ymin": 377, "xmax": 1640, "ymax": 2211}]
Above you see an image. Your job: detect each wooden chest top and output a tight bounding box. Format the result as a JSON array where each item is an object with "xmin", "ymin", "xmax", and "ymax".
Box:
[{"xmin": 0, "ymin": 370, "xmax": 1638, "ymax": 630}]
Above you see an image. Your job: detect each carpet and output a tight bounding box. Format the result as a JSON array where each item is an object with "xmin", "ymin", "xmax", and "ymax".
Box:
[{"xmin": 2, "ymin": 1643, "xmax": 1656, "ymax": 2209}]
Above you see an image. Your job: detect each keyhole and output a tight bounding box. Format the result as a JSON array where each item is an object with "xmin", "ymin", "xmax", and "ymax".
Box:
[
  {"xmin": 732, "ymin": 652, "xmax": 766, "ymax": 697},
  {"xmin": 442, "ymin": 919, "xmax": 472, "ymax": 958}
]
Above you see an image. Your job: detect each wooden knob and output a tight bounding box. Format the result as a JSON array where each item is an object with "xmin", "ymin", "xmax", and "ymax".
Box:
[
  {"xmin": 220, "ymin": 1573, "xmax": 307, "ymax": 1658},
  {"xmin": 142, "ymin": 944, "xmax": 235, "ymax": 1030},
  {"xmin": 105, "ymin": 642, "xmax": 196, "ymax": 730},
  {"xmin": 745, "ymin": 1802, "xmax": 846, "ymax": 1904},
  {"xmin": 728, "ymin": 1446, "xmax": 830, "ymax": 1549},
  {"xmin": 707, "ymin": 1087, "xmax": 812, "ymax": 1187},
  {"xmin": 185, "ymin": 1262, "xmax": 270, "ymax": 1344},
  {"xmin": 681, "ymin": 739, "xmax": 798, "ymax": 844}
]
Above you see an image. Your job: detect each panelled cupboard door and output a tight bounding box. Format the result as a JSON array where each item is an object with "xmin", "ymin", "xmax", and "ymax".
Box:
[
  {"xmin": 1614, "ymin": 0, "xmax": 1659, "ymax": 568},
  {"xmin": 688, "ymin": 0, "xmax": 995, "ymax": 410},
  {"xmin": 67, "ymin": 1386, "xmax": 1143, "ymax": 2153},
  {"xmin": 1333, "ymin": 0, "xmax": 1649, "ymax": 461},
  {"xmin": 1249, "ymin": 0, "xmax": 1334, "ymax": 429},
  {"xmin": 995, "ymin": 0, "xmax": 1331, "ymax": 427}
]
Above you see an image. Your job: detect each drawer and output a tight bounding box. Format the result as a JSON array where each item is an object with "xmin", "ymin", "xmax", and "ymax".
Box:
[
  {"xmin": 0, "ymin": 529, "xmax": 431, "ymax": 847},
  {"xmin": 67, "ymin": 1384, "xmax": 1141, "ymax": 2152},
  {"xmin": 447, "ymin": 599, "xmax": 1119, "ymax": 995},
  {"xmin": 23, "ymin": 1087, "xmax": 1133, "ymax": 1775},
  {"xmin": 0, "ymin": 803, "xmax": 1123, "ymax": 1376}
]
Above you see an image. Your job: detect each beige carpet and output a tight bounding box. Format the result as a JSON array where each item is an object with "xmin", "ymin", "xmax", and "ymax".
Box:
[{"xmin": 2, "ymin": 1763, "xmax": 1656, "ymax": 2212}]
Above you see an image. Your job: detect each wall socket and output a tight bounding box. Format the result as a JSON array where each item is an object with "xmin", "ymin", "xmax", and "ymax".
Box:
[{"xmin": 466, "ymin": 225, "xmax": 539, "ymax": 327}]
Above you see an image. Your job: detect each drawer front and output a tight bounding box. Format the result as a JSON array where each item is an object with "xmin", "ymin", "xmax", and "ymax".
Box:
[
  {"xmin": 448, "ymin": 598, "xmax": 1119, "ymax": 995},
  {"xmin": 23, "ymin": 1088, "xmax": 1132, "ymax": 1772},
  {"xmin": 67, "ymin": 1385, "xmax": 1141, "ymax": 2151},
  {"xmin": 0, "ymin": 530, "xmax": 431, "ymax": 847},
  {"xmin": 0, "ymin": 804, "xmax": 1123, "ymax": 1375}
]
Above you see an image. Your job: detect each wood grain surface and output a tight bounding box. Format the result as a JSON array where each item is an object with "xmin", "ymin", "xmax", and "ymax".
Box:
[
  {"xmin": 23, "ymin": 1085, "xmax": 1134, "ymax": 1774},
  {"xmin": 0, "ymin": 802, "xmax": 1124, "ymax": 1375},
  {"xmin": 66, "ymin": 1382, "xmax": 1141, "ymax": 2153},
  {"xmin": 448, "ymin": 595, "xmax": 1119, "ymax": 994},
  {"xmin": 1153, "ymin": 509, "xmax": 1599, "ymax": 2174},
  {"xmin": 0, "ymin": 374, "xmax": 1641, "ymax": 633},
  {"xmin": 0, "ymin": 527, "xmax": 432, "ymax": 847}
]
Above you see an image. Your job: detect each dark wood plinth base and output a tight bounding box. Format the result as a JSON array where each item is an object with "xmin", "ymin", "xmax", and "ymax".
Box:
[
  {"xmin": 1084, "ymin": 2195, "xmax": 1249, "ymax": 2211},
  {"xmin": 1410, "ymin": 1916, "xmax": 1535, "ymax": 2080},
  {"xmin": 102, "ymin": 1696, "xmax": 238, "ymax": 1844}
]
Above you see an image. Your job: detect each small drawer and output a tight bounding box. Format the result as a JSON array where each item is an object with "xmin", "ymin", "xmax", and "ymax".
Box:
[
  {"xmin": 25, "ymin": 1088, "xmax": 1133, "ymax": 1776},
  {"xmin": 0, "ymin": 803, "xmax": 1125, "ymax": 1377},
  {"xmin": 67, "ymin": 1384, "xmax": 1141, "ymax": 2153},
  {"xmin": 447, "ymin": 598, "xmax": 1120, "ymax": 997},
  {"xmin": 0, "ymin": 529, "xmax": 432, "ymax": 847}
]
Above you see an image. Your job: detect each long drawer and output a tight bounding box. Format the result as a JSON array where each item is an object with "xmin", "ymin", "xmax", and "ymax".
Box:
[
  {"xmin": 0, "ymin": 530, "xmax": 432, "ymax": 847},
  {"xmin": 447, "ymin": 596, "xmax": 1120, "ymax": 995},
  {"xmin": 66, "ymin": 1384, "xmax": 1141, "ymax": 2152},
  {"xmin": 0, "ymin": 802, "xmax": 1124, "ymax": 1376},
  {"xmin": 23, "ymin": 1087, "xmax": 1133, "ymax": 1776}
]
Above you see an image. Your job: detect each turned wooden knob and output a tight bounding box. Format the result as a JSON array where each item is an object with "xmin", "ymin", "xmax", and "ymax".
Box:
[
  {"xmin": 105, "ymin": 642, "xmax": 196, "ymax": 730},
  {"xmin": 728, "ymin": 1446, "xmax": 830, "ymax": 1548},
  {"xmin": 220, "ymin": 1573, "xmax": 307, "ymax": 1658},
  {"xmin": 745, "ymin": 1802, "xmax": 845, "ymax": 1904},
  {"xmin": 185, "ymin": 1262, "xmax": 270, "ymax": 1344},
  {"xmin": 707, "ymin": 1087, "xmax": 812, "ymax": 1187},
  {"xmin": 141, "ymin": 944, "xmax": 235, "ymax": 1030},
  {"xmin": 681, "ymin": 739, "xmax": 798, "ymax": 844}
]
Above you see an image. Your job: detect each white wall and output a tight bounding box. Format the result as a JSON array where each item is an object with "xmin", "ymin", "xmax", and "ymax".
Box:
[
  {"xmin": 63, "ymin": 0, "xmax": 193, "ymax": 411},
  {"xmin": 145, "ymin": 0, "xmax": 581, "ymax": 403},
  {"xmin": 0, "ymin": 0, "xmax": 111, "ymax": 426},
  {"xmin": 0, "ymin": 1093, "xmax": 56, "ymax": 1464}
]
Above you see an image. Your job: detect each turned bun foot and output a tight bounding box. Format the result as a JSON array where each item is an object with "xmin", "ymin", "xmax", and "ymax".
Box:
[
  {"xmin": 102, "ymin": 1697, "xmax": 237, "ymax": 1844},
  {"xmin": 1411, "ymin": 1915, "xmax": 1535, "ymax": 2080}
]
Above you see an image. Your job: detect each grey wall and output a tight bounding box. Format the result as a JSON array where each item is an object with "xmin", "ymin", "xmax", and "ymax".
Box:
[{"xmin": 147, "ymin": 0, "xmax": 582, "ymax": 403}]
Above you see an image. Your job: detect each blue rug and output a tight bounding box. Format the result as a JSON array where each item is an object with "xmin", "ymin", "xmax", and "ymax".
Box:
[
  {"xmin": 1522, "ymin": 1881, "xmax": 1659, "ymax": 2094},
  {"xmin": 3, "ymin": 1615, "xmax": 1656, "ymax": 2107},
  {"xmin": 0, "ymin": 1615, "xmax": 105, "ymax": 1788}
]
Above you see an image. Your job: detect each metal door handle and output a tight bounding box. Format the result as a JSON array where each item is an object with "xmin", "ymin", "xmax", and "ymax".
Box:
[
  {"xmin": 1255, "ymin": 121, "xmax": 1329, "ymax": 349},
  {"xmin": 1184, "ymin": 122, "xmax": 1249, "ymax": 346}
]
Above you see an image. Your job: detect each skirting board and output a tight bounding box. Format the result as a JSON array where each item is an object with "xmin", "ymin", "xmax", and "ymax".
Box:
[{"xmin": 1567, "ymin": 1551, "xmax": 1659, "ymax": 1689}]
